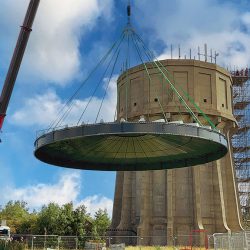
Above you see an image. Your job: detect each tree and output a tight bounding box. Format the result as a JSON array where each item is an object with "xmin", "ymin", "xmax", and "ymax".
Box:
[
  {"xmin": 36, "ymin": 203, "xmax": 61, "ymax": 235},
  {"xmin": 36, "ymin": 203, "xmax": 93, "ymax": 237},
  {"xmin": 57, "ymin": 203, "xmax": 74, "ymax": 236},
  {"xmin": 0, "ymin": 201, "xmax": 30, "ymax": 233},
  {"xmin": 73, "ymin": 204, "xmax": 92, "ymax": 237},
  {"xmin": 18, "ymin": 212, "xmax": 38, "ymax": 234},
  {"xmin": 92, "ymin": 209, "xmax": 111, "ymax": 237},
  {"xmin": 0, "ymin": 201, "xmax": 111, "ymax": 238}
]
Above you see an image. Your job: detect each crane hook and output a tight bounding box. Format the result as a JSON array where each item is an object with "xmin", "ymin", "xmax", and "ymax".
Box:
[{"xmin": 127, "ymin": 0, "xmax": 131, "ymax": 24}]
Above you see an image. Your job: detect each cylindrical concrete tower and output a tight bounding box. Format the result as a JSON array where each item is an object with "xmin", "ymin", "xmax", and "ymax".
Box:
[{"xmin": 108, "ymin": 59, "xmax": 243, "ymax": 246}]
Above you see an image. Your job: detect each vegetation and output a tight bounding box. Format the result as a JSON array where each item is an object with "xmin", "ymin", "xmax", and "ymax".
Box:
[
  {"xmin": 126, "ymin": 247, "xmax": 209, "ymax": 250},
  {"xmin": 0, "ymin": 202, "xmax": 213, "ymax": 249},
  {"xmin": 0, "ymin": 241, "xmax": 25, "ymax": 250},
  {"xmin": 0, "ymin": 201, "xmax": 111, "ymax": 237},
  {"xmin": 0, "ymin": 242, "xmax": 210, "ymax": 250}
]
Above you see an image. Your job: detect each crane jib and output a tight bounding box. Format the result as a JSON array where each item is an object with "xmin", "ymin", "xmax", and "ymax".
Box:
[
  {"xmin": 0, "ymin": 114, "xmax": 5, "ymax": 130},
  {"xmin": 0, "ymin": 0, "xmax": 40, "ymax": 131}
]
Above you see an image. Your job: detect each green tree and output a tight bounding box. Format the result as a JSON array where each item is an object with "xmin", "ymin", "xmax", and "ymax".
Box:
[
  {"xmin": 0, "ymin": 201, "xmax": 111, "ymax": 238},
  {"xmin": 36, "ymin": 202, "xmax": 61, "ymax": 235},
  {"xmin": 0, "ymin": 201, "xmax": 30, "ymax": 233},
  {"xmin": 92, "ymin": 209, "xmax": 111, "ymax": 237},
  {"xmin": 35, "ymin": 203, "xmax": 93, "ymax": 237},
  {"xmin": 18, "ymin": 212, "xmax": 38, "ymax": 234},
  {"xmin": 72, "ymin": 205, "xmax": 93, "ymax": 247},
  {"xmin": 72, "ymin": 205, "xmax": 91, "ymax": 237},
  {"xmin": 57, "ymin": 202, "xmax": 75, "ymax": 236}
]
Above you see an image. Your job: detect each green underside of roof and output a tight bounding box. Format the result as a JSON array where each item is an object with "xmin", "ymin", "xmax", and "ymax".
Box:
[{"xmin": 35, "ymin": 133, "xmax": 227, "ymax": 171}]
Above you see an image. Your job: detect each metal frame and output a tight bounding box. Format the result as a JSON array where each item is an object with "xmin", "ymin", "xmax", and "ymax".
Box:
[{"xmin": 34, "ymin": 122, "xmax": 228, "ymax": 171}]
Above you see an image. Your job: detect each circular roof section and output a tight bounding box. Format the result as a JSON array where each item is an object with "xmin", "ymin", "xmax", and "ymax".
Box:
[{"xmin": 34, "ymin": 122, "xmax": 228, "ymax": 171}]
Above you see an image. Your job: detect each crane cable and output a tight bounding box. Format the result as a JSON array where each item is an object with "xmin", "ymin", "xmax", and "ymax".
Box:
[
  {"xmin": 134, "ymin": 32, "xmax": 217, "ymax": 129},
  {"xmin": 131, "ymin": 32, "xmax": 167, "ymax": 121},
  {"xmin": 48, "ymin": 33, "xmax": 125, "ymax": 130},
  {"xmin": 131, "ymin": 32, "xmax": 185, "ymax": 122},
  {"xmin": 95, "ymin": 49, "xmax": 121, "ymax": 123},
  {"xmin": 47, "ymin": 0, "xmax": 216, "ymax": 130},
  {"xmin": 131, "ymin": 32, "xmax": 202, "ymax": 126},
  {"xmin": 77, "ymin": 33, "xmax": 126, "ymax": 125}
]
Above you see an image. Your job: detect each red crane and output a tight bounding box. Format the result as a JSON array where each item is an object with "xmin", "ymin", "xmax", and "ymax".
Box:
[{"xmin": 0, "ymin": 0, "xmax": 40, "ymax": 131}]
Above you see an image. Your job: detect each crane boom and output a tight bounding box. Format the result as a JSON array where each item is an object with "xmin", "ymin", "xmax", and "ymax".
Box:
[{"xmin": 0, "ymin": 0, "xmax": 40, "ymax": 130}]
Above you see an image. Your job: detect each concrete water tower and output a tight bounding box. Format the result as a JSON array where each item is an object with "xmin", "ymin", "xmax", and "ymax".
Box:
[{"xmin": 108, "ymin": 59, "xmax": 243, "ymax": 245}]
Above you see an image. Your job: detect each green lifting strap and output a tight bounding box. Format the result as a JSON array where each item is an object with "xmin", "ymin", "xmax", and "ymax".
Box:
[
  {"xmin": 131, "ymin": 34, "xmax": 167, "ymax": 122},
  {"xmin": 155, "ymin": 59, "xmax": 217, "ymax": 130},
  {"xmin": 134, "ymin": 32, "xmax": 217, "ymax": 130}
]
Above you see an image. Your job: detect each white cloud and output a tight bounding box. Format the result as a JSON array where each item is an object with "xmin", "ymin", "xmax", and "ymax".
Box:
[
  {"xmin": 2, "ymin": 171, "xmax": 113, "ymax": 217},
  {"xmin": 11, "ymin": 90, "xmax": 62, "ymax": 127},
  {"xmin": 134, "ymin": 0, "xmax": 250, "ymax": 69},
  {"xmin": 77, "ymin": 195, "xmax": 113, "ymax": 217},
  {"xmin": 11, "ymin": 76, "xmax": 117, "ymax": 128},
  {"xmin": 0, "ymin": 0, "xmax": 113, "ymax": 84},
  {"xmin": 3, "ymin": 172, "xmax": 80, "ymax": 207}
]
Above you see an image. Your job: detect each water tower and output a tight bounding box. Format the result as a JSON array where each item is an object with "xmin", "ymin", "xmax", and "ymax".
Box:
[{"xmin": 108, "ymin": 59, "xmax": 243, "ymax": 245}]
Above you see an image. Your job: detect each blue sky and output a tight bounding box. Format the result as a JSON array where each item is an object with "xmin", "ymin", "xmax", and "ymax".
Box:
[{"xmin": 1, "ymin": 0, "xmax": 250, "ymax": 217}]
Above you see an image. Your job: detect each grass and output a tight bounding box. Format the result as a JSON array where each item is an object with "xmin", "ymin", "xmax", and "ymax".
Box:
[
  {"xmin": 0, "ymin": 241, "xmax": 25, "ymax": 250},
  {"xmin": 0, "ymin": 242, "xmax": 212, "ymax": 250},
  {"xmin": 125, "ymin": 246, "xmax": 210, "ymax": 250}
]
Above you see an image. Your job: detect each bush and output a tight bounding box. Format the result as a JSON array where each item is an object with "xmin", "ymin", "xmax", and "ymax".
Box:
[{"xmin": 0, "ymin": 241, "xmax": 25, "ymax": 250}]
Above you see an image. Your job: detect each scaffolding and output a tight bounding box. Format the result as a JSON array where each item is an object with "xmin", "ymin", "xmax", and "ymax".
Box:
[{"xmin": 231, "ymin": 69, "xmax": 250, "ymax": 226}]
